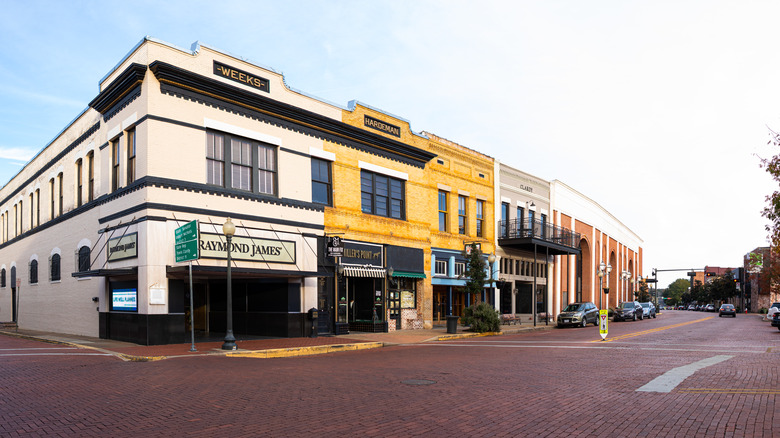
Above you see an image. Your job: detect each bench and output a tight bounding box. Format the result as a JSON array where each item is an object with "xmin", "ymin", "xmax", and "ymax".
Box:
[{"xmin": 501, "ymin": 314, "xmax": 521, "ymax": 325}]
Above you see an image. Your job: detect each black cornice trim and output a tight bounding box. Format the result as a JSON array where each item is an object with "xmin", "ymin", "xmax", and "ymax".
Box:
[
  {"xmin": 148, "ymin": 61, "xmax": 437, "ymax": 168},
  {"xmin": 103, "ymin": 84, "xmax": 142, "ymax": 122},
  {"xmin": 89, "ymin": 63, "xmax": 147, "ymax": 114}
]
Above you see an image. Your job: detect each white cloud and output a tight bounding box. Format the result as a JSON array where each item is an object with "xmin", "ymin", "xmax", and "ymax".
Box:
[{"xmin": 0, "ymin": 146, "xmax": 37, "ymax": 162}]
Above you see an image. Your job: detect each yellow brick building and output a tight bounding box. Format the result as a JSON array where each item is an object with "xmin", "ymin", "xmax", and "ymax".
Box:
[{"xmin": 329, "ymin": 102, "xmax": 495, "ymax": 330}]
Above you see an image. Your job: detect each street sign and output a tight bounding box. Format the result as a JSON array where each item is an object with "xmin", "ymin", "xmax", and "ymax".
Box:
[
  {"xmin": 175, "ymin": 220, "xmax": 199, "ymax": 263},
  {"xmin": 599, "ymin": 309, "xmax": 608, "ymax": 340}
]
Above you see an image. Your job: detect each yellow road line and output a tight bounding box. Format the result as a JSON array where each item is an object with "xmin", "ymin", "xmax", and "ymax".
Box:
[
  {"xmin": 679, "ymin": 388, "xmax": 780, "ymax": 394},
  {"xmin": 592, "ymin": 317, "xmax": 714, "ymax": 343}
]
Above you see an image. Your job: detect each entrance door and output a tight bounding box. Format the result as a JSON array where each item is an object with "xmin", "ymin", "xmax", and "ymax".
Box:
[
  {"xmin": 388, "ymin": 289, "xmax": 400, "ymax": 329},
  {"xmin": 317, "ymin": 277, "xmax": 334, "ymax": 335}
]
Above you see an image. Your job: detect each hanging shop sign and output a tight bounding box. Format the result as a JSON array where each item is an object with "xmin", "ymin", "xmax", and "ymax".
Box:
[
  {"xmin": 364, "ymin": 115, "xmax": 401, "ymax": 138},
  {"xmin": 199, "ymin": 233, "xmax": 296, "ymax": 264},
  {"xmin": 213, "ymin": 61, "xmax": 270, "ymax": 93},
  {"xmin": 107, "ymin": 233, "xmax": 138, "ymax": 262},
  {"xmin": 327, "ymin": 236, "xmax": 344, "ymax": 258}
]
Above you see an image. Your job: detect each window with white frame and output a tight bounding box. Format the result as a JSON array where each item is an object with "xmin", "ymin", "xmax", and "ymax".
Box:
[
  {"xmin": 435, "ymin": 260, "xmax": 448, "ymax": 276},
  {"xmin": 455, "ymin": 262, "xmax": 466, "ymax": 277}
]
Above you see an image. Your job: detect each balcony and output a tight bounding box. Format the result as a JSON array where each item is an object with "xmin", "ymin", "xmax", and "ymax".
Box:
[{"xmin": 497, "ymin": 218, "xmax": 581, "ymax": 256}]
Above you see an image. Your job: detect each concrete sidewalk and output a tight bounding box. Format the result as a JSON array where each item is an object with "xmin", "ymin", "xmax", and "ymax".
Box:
[{"xmin": 0, "ymin": 322, "xmax": 554, "ymax": 361}]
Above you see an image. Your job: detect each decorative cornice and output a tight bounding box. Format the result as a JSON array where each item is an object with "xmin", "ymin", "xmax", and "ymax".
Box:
[
  {"xmin": 89, "ymin": 63, "xmax": 147, "ymax": 114},
  {"xmin": 102, "ymin": 85, "xmax": 142, "ymax": 122},
  {"xmin": 148, "ymin": 61, "xmax": 436, "ymax": 168}
]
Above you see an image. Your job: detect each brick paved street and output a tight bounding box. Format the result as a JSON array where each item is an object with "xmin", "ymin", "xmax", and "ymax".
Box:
[{"xmin": 1, "ymin": 311, "xmax": 777, "ymax": 437}]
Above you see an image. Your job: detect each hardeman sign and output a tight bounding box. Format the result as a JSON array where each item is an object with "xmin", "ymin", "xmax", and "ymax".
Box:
[
  {"xmin": 213, "ymin": 61, "xmax": 270, "ymax": 93},
  {"xmin": 199, "ymin": 233, "xmax": 295, "ymax": 264},
  {"xmin": 364, "ymin": 115, "xmax": 401, "ymax": 138}
]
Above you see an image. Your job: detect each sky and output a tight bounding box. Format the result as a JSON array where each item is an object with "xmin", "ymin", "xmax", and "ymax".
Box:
[{"xmin": 0, "ymin": 0, "xmax": 778, "ymax": 288}]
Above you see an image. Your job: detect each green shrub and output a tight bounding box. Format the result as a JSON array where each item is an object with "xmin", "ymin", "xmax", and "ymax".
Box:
[
  {"xmin": 760, "ymin": 307, "xmax": 768, "ymax": 314},
  {"xmin": 461, "ymin": 301, "xmax": 500, "ymax": 333}
]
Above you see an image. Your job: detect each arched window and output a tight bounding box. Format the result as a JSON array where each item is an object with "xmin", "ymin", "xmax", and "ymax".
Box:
[
  {"xmin": 0, "ymin": 268, "xmax": 5, "ymax": 288},
  {"xmin": 78, "ymin": 246, "xmax": 90, "ymax": 272},
  {"xmin": 29, "ymin": 260, "xmax": 38, "ymax": 284},
  {"xmin": 50, "ymin": 254, "xmax": 61, "ymax": 281}
]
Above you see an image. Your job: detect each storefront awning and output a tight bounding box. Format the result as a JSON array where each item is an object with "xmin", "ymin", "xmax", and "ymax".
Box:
[
  {"xmin": 391, "ymin": 270, "xmax": 426, "ymax": 279},
  {"xmin": 342, "ymin": 266, "xmax": 386, "ymax": 278}
]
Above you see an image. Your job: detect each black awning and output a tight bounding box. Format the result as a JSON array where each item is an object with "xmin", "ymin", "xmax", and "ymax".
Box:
[
  {"xmin": 71, "ymin": 267, "xmax": 138, "ymax": 278},
  {"xmin": 498, "ymin": 237, "xmax": 581, "ymax": 256}
]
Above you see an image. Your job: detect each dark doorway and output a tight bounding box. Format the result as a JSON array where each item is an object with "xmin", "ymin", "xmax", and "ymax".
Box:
[{"xmin": 516, "ymin": 282, "xmax": 533, "ymax": 314}]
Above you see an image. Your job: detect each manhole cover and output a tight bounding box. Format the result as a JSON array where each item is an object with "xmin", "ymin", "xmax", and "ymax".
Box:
[{"xmin": 401, "ymin": 379, "xmax": 436, "ymax": 386}]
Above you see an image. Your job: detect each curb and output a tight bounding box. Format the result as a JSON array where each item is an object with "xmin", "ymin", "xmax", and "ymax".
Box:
[{"xmin": 227, "ymin": 342, "xmax": 385, "ymax": 358}]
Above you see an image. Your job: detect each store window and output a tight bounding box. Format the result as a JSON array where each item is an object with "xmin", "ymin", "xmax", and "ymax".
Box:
[
  {"xmin": 50, "ymin": 254, "xmax": 61, "ymax": 282},
  {"xmin": 438, "ymin": 190, "xmax": 448, "ymax": 231},
  {"xmin": 29, "ymin": 260, "xmax": 38, "ymax": 284},
  {"xmin": 458, "ymin": 195, "xmax": 467, "ymax": 235},
  {"xmin": 311, "ymin": 158, "xmax": 332, "ymax": 206},
  {"xmin": 361, "ymin": 170, "xmax": 405, "ymax": 220}
]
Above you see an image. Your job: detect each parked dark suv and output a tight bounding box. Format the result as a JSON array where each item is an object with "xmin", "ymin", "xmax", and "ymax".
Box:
[
  {"xmin": 557, "ymin": 302, "xmax": 599, "ymax": 328},
  {"xmin": 612, "ymin": 301, "xmax": 644, "ymax": 321}
]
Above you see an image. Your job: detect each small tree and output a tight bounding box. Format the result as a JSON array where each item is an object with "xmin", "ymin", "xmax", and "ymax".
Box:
[
  {"xmin": 636, "ymin": 280, "xmax": 652, "ymax": 302},
  {"xmin": 460, "ymin": 243, "xmax": 500, "ymax": 332}
]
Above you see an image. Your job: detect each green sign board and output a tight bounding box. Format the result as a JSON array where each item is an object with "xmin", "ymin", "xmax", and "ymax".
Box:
[{"xmin": 175, "ymin": 220, "xmax": 199, "ymax": 263}]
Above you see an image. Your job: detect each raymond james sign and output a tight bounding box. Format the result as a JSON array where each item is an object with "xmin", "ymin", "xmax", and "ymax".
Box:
[
  {"xmin": 107, "ymin": 233, "xmax": 138, "ymax": 262},
  {"xmin": 199, "ymin": 233, "xmax": 296, "ymax": 264}
]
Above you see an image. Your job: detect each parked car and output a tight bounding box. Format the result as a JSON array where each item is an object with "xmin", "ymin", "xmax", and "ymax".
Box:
[
  {"xmin": 705, "ymin": 304, "xmax": 717, "ymax": 312},
  {"xmin": 772, "ymin": 312, "xmax": 780, "ymax": 330},
  {"xmin": 718, "ymin": 304, "xmax": 736, "ymax": 318},
  {"xmin": 687, "ymin": 304, "xmax": 696, "ymax": 311},
  {"xmin": 612, "ymin": 301, "xmax": 644, "ymax": 321},
  {"xmin": 640, "ymin": 302, "xmax": 656, "ymax": 318},
  {"xmin": 557, "ymin": 302, "xmax": 599, "ymax": 328},
  {"xmin": 767, "ymin": 302, "xmax": 780, "ymax": 320}
]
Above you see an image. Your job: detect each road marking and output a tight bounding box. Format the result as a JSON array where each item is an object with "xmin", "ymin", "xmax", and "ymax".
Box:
[
  {"xmin": 0, "ymin": 352, "xmax": 114, "ymax": 357},
  {"xmin": 679, "ymin": 388, "xmax": 780, "ymax": 394},
  {"xmin": 592, "ymin": 317, "xmax": 714, "ymax": 343},
  {"xmin": 0, "ymin": 347, "xmax": 79, "ymax": 351},
  {"xmin": 636, "ymin": 355, "xmax": 733, "ymax": 393},
  {"xmin": 406, "ymin": 343, "xmax": 764, "ymax": 354}
]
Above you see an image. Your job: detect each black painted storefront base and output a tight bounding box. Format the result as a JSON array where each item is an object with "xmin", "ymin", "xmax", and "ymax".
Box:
[
  {"xmin": 349, "ymin": 321, "xmax": 389, "ymax": 333},
  {"xmin": 99, "ymin": 312, "xmax": 186, "ymax": 346},
  {"xmin": 209, "ymin": 311, "xmax": 309, "ymax": 338}
]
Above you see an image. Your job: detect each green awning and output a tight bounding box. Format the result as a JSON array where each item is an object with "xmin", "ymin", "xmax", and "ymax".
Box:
[{"xmin": 392, "ymin": 271, "xmax": 426, "ymax": 279}]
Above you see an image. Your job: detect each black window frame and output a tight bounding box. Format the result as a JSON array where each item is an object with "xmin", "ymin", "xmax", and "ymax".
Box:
[
  {"xmin": 361, "ymin": 170, "xmax": 405, "ymax": 220},
  {"xmin": 476, "ymin": 199, "xmax": 484, "ymax": 238},
  {"xmin": 311, "ymin": 157, "xmax": 332, "ymax": 206},
  {"xmin": 50, "ymin": 254, "xmax": 61, "ymax": 282},
  {"xmin": 111, "ymin": 137, "xmax": 121, "ymax": 192},
  {"xmin": 438, "ymin": 190, "xmax": 448, "ymax": 231},
  {"xmin": 77, "ymin": 246, "xmax": 90, "ymax": 273},
  {"xmin": 29, "ymin": 260, "xmax": 38, "ymax": 284},
  {"xmin": 206, "ymin": 130, "xmax": 278, "ymax": 196},
  {"xmin": 0, "ymin": 268, "xmax": 5, "ymax": 288},
  {"xmin": 76, "ymin": 158, "xmax": 83, "ymax": 207},
  {"xmin": 87, "ymin": 151, "xmax": 94, "ymax": 202},
  {"xmin": 127, "ymin": 128, "xmax": 136, "ymax": 185}
]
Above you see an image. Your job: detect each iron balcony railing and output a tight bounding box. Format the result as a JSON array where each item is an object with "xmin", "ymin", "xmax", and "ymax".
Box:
[{"xmin": 497, "ymin": 217, "xmax": 581, "ymax": 250}]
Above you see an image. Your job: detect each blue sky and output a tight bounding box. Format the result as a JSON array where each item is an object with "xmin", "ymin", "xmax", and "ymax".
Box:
[{"xmin": 1, "ymin": 0, "xmax": 778, "ymax": 287}]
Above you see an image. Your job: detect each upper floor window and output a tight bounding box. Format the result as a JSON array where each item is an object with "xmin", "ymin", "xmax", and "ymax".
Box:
[
  {"xmin": 0, "ymin": 267, "xmax": 5, "ymax": 288},
  {"xmin": 49, "ymin": 178, "xmax": 55, "ymax": 220},
  {"xmin": 35, "ymin": 189, "xmax": 40, "ymax": 228},
  {"xmin": 206, "ymin": 132, "xmax": 225, "ymax": 186},
  {"xmin": 57, "ymin": 173, "xmax": 63, "ymax": 216},
  {"xmin": 476, "ymin": 199, "xmax": 485, "ymax": 238},
  {"xmin": 76, "ymin": 158, "xmax": 83, "ymax": 207},
  {"xmin": 207, "ymin": 131, "xmax": 278, "ymax": 196},
  {"xmin": 87, "ymin": 151, "xmax": 95, "ymax": 202},
  {"xmin": 438, "ymin": 190, "xmax": 448, "ymax": 231},
  {"xmin": 29, "ymin": 260, "xmax": 38, "ymax": 284},
  {"xmin": 50, "ymin": 254, "xmax": 61, "ymax": 282},
  {"xmin": 458, "ymin": 195, "xmax": 467, "ymax": 235},
  {"xmin": 435, "ymin": 260, "xmax": 448, "ymax": 276},
  {"xmin": 77, "ymin": 246, "xmax": 91, "ymax": 273},
  {"xmin": 29, "ymin": 193, "xmax": 34, "ymax": 229},
  {"xmin": 16, "ymin": 202, "xmax": 20, "ymax": 236},
  {"xmin": 311, "ymin": 158, "xmax": 332, "ymax": 206},
  {"xmin": 127, "ymin": 129, "xmax": 136, "ymax": 184},
  {"xmin": 517, "ymin": 207, "xmax": 524, "ymax": 229},
  {"xmin": 111, "ymin": 137, "xmax": 121, "ymax": 191},
  {"xmin": 454, "ymin": 262, "xmax": 466, "ymax": 277},
  {"xmin": 361, "ymin": 170, "xmax": 405, "ymax": 220}
]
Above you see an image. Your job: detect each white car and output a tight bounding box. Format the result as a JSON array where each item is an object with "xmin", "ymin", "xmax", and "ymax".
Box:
[{"xmin": 767, "ymin": 302, "xmax": 780, "ymax": 319}]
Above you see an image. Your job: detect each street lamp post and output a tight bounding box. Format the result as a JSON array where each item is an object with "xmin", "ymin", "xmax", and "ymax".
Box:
[
  {"xmin": 222, "ymin": 217, "xmax": 237, "ymax": 351},
  {"xmin": 597, "ymin": 261, "xmax": 612, "ymax": 309}
]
